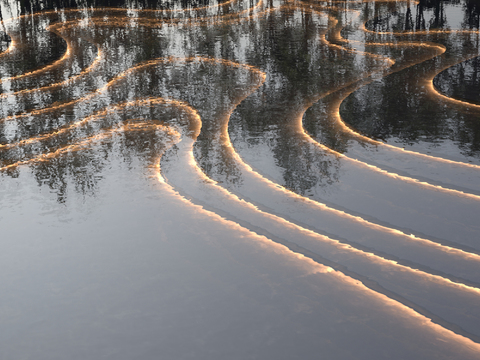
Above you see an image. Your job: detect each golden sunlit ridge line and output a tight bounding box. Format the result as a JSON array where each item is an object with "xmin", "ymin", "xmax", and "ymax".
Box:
[
  {"xmin": 3, "ymin": 50, "xmax": 479, "ymax": 276},
  {"xmin": 0, "ymin": 4, "xmax": 346, "ymax": 123},
  {"xmin": 144, "ymin": 58, "xmax": 480, "ymax": 290},
  {"xmin": 3, "ymin": 0, "xmax": 480, "ymax": 292},
  {"xmin": 296, "ymin": 0, "xmax": 480, "ymax": 183},
  {"xmin": 3, "ymin": 7, "xmax": 480, "ymax": 282},
  {"xmin": 0, "ymin": 31, "xmax": 102, "ymax": 97},
  {"xmin": 0, "ymin": 96, "xmax": 193, "ymax": 170},
  {"xmin": 275, "ymin": 4, "xmax": 480, "ymax": 199},
  {"xmin": 359, "ymin": 22, "xmax": 480, "ymax": 108},
  {"xmin": 0, "ymin": 0, "xmax": 261, "ymax": 100},
  {"xmin": 0, "ymin": 56, "xmax": 262, "ymax": 149},
  {"xmin": 8, "ymin": 91, "xmax": 480, "ymax": 300},
  {"xmin": 0, "ymin": 55, "xmax": 265, "ymax": 133},
  {"xmin": 312, "ymin": 1, "xmax": 480, "ymax": 125},
  {"xmin": 162, "ymin": 132, "xmax": 480, "ymax": 340},
  {"xmin": 151, "ymin": 49, "xmax": 480, "ymax": 284},
  {"xmin": 155, "ymin": 162, "xmax": 480, "ymax": 352},
  {"xmin": 5, "ymin": 87, "xmax": 480, "ymax": 344},
  {"xmin": 0, "ymin": 26, "xmax": 72, "ymax": 83},
  {"xmin": 2, "ymin": 2, "xmax": 480, "ymax": 355},
  {"xmin": 3, "ymin": 4, "xmax": 480, "ymax": 284},
  {"xmin": 3, "ymin": 46, "xmax": 480, "ymax": 343},
  {"xmin": 0, "ymin": 0, "xmax": 264, "ymax": 121},
  {"xmin": 6, "ymin": 47, "xmax": 103, "ymax": 95},
  {"xmin": 126, "ymin": 64, "xmax": 480, "ymax": 343},
  {"xmin": 149, "ymin": 60, "xmax": 480, "ymax": 342},
  {"xmin": 205, "ymin": 83, "xmax": 480, "ymax": 291}
]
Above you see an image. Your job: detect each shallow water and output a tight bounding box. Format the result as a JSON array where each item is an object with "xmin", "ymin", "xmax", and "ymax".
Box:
[{"xmin": 1, "ymin": 0, "xmax": 480, "ymax": 358}]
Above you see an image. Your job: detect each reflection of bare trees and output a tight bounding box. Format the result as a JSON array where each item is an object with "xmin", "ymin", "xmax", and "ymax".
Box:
[
  {"xmin": 28, "ymin": 124, "xmax": 174, "ymax": 202},
  {"xmin": 434, "ymin": 56, "xmax": 480, "ymax": 105},
  {"xmin": 367, "ymin": 0, "xmax": 463, "ymax": 32},
  {"xmin": 341, "ymin": 64, "xmax": 451, "ymax": 143},
  {"xmin": 221, "ymin": 8, "xmax": 346, "ymax": 195},
  {"xmin": 0, "ymin": 54, "xmax": 259, "ymax": 200},
  {"xmin": 0, "ymin": 14, "xmax": 67, "ymax": 80},
  {"xmin": 415, "ymin": 5, "xmax": 425, "ymax": 30},
  {"xmin": 3, "ymin": 0, "xmax": 480, "ymax": 200},
  {"xmin": 341, "ymin": 2, "xmax": 480, "ymax": 159},
  {"xmin": 17, "ymin": 0, "xmax": 217, "ymax": 13},
  {"xmin": 426, "ymin": 0, "xmax": 446, "ymax": 29},
  {"xmin": 340, "ymin": 33, "xmax": 480, "ymax": 157},
  {"xmin": 0, "ymin": 4, "xmax": 10, "ymax": 50},
  {"xmin": 464, "ymin": 0, "xmax": 480, "ymax": 28}
]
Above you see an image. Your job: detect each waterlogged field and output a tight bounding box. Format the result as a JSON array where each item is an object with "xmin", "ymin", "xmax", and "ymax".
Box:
[{"xmin": 1, "ymin": 0, "xmax": 480, "ymax": 358}]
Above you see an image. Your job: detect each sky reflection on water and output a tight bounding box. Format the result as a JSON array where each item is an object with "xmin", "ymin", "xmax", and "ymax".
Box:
[{"xmin": 1, "ymin": 0, "xmax": 480, "ymax": 358}]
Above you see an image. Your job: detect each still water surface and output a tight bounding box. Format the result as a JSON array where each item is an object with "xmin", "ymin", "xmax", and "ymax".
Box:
[{"xmin": 1, "ymin": 0, "xmax": 480, "ymax": 358}]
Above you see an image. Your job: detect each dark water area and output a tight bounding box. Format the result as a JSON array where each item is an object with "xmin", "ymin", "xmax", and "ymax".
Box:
[
  {"xmin": 1, "ymin": 0, "xmax": 480, "ymax": 358},
  {"xmin": 435, "ymin": 55, "xmax": 480, "ymax": 104},
  {"xmin": 338, "ymin": 0, "xmax": 480, "ymax": 158}
]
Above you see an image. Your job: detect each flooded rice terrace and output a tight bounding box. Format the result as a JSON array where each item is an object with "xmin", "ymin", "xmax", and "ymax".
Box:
[{"xmin": 1, "ymin": 0, "xmax": 480, "ymax": 358}]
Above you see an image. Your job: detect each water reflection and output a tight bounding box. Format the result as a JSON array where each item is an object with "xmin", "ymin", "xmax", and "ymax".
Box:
[
  {"xmin": 341, "ymin": 10, "xmax": 480, "ymax": 157},
  {"xmin": 435, "ymin": 54, "xmax": 480, "ymax": 105},
  {"xmin": 1, "ymin": 0, "xmax": 480, "ymax": 357}
]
